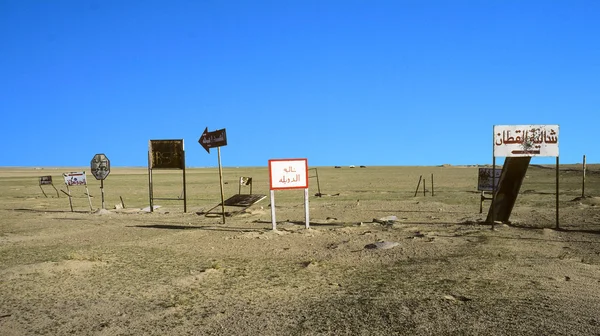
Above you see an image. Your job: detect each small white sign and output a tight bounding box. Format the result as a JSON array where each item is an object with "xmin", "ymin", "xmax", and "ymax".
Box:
[
  {"xmin": 494, "ymin": 125, "xmax": 559, "ymax": 157},
  {"xmin": 63, "ymin": 172, "xmax": 87, "ymax": 186},
  {"xmin": 269, "ymin": 159, "xmax": 308, "ymax": 190},
  {"xmin": 477, "ymin": 168, "xmax": 501, "ymax": 191}
]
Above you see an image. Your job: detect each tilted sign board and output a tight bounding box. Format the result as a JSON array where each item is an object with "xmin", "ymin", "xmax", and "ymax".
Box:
[
  {"xmin": 494, "ymin": 125, "xmax": 559, "ymax": 157},
  {"xmin": 91, "ymin": 153, "xmax": 110, "ymax": 180},
  {"xmin": 62, "ymin": 172, "xmax": 93, "ymax": 211},
  {"xmin": 269, "ymin": 159, "xmax": 309, "ymax": 190},
  {"xmin": 477, "ymin": 168, "xmax": 502, "ymax": 191},
  {"xmin": 149, "ymin": 140, "xmax": 185, "ymax": 169},
  {"xmin": 39, "ymin": 176, "xmax": 53, "ymax": 185},
  {"xmin": 63, "ymin": 172, "xmax": 88, "ymax": 186}
]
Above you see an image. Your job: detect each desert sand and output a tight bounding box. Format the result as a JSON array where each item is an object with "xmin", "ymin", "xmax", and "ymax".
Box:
[{"xmin": 1, "ymin": 165, "xmax": 599, "ymax": 335}]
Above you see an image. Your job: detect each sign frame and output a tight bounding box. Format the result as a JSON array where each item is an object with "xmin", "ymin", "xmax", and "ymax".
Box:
[
  {"xmin": 268, "ymin": 158, "xmax": 310, "ymax": 230},
  {"xmin": 490, "ymin": 124, "xmax": 560, "ymax": 230},
  {"xmin": 62, "ymin": 172, "xmax": 93, "ymax": 212},
  {"xmin": 147, "ymin": 139, "xmax": 187, "ymax": 213},
  {"xmin": 39, "ymin": 175, "xmax": 59, "ymax": 198}
]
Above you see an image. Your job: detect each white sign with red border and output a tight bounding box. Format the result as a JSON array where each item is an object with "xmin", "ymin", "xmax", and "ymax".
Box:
[
  {"xmin": 494, "ymin": 125, "xmax": 559, "ymax": 157},
  {"xmin": 268, "ymin": 158, "xmax": 310, "ymax": 230},
  {"xmin": 269, "ymin": 158, "xmax": 309, "ymax": 190}
]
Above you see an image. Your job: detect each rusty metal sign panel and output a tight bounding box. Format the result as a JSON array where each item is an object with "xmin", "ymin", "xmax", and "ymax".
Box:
[
  {"xmin": 91, "ymin": 153, "xmax": 110, "ymax": 180},
  {"xmin": 477, "ymin": 168, "xmax": 501, "ymax": 191},
  {"xmin": 149, "ymin": 139, "xmax": 185, "ymax": 169}
]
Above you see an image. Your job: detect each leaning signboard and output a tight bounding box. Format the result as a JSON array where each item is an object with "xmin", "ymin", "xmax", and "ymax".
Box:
[
  {"xmin": 494, "ymin": 125, "xmax": 559, "ymax": 157},
  {"xmin": 477, "ymin": 168, "xmax": 501, "ymax": 191},
  {"xmin": 149, "ymin": 139, "xmax": 185, "ymax": 169}
]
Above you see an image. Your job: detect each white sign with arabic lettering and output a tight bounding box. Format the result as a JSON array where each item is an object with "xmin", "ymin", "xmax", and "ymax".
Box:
[
  {"xmin": 269, "ymin": 158, "xmax": 308, "ymax": 190},
  {"xmin": 494, "ymin": 125, "xmax": 559, "ymax": 157}
]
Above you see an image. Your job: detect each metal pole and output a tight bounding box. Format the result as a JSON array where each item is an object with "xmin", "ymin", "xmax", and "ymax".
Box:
[
  {"xmin": 491, "ymin": 156, "xmax": 496, "ymax": 230},
  {"xmin": 556, "ymin": 156, "xmax": 560, "ymax": 229},
  {"xmin": 582, "ymin": 155, "xmax": 586, "ymax": 198},
  {"xmin": 270, "ymin": 190, "xmax": 276, "ymax": 231},
  {"xmin": 423, "ymin": 178, "xmax": 426, "ymax": 196},
  {"xmin": 67, "ymin": 185, "xmax": 73, "ymax": 212},
  {"xmin": 431, "ymin": 173, "xmax": 434, "ymax": 197},
  {"xmin": 182, "ymin": 151, "xmax": 187, "ymax": 213},
  {"xmin": 414, "ymin": 175, "xmax": 422, "ymax": 197},
  {"xmin": 480, "ymin": 191, "xmax": 484, "ymax": 214},
  {"xmin": 101, "ymin": 179, "xmax": 105, "ymax": 210},
  {"xmin": 218, "ymin": 147, "xmax": 226, "ymax": 224},
  {"xmin": 304, "ymin": 188, "xmax": 310, "ymax": 229},
  {"xmin": 148, "ymin": 151, "xmax": 153, "ymax": 213}
]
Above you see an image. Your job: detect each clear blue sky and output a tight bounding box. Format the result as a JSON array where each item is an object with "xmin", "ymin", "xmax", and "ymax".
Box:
[{"xmin": 1, "ymin": 0, "xmax": 598, "ymax": 167}]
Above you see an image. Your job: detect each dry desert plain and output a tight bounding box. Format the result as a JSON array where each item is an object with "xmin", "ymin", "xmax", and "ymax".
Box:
[{"xmin": 1, "ymin": 164, "xmax": 600, "ymax": 335}]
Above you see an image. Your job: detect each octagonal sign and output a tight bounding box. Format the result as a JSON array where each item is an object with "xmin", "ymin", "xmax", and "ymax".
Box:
[{"xmin": 91, "ymin": 153, "xmax": 110, "ymax": 180}]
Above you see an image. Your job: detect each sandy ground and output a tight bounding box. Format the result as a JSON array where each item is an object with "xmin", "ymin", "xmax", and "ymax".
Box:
[{"xmin": 1, "ymin": 165, "xmax": 600, "ymax": 335}]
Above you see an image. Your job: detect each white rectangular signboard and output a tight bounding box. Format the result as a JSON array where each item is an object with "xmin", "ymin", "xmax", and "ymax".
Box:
[
  {"xmin": 494, "ymin": 125, "xmax": 559, "ymax": 157},
  {"xmin": 63, "ymin": 172, "xmax": 88, "ymax": 186},
  {"xmin": 477, "ymin": 168, "xmax": 501, "ymax": 191},
  {"xmin": 269, "ymin": 158, "xmax": 309, "ymax": 190}
]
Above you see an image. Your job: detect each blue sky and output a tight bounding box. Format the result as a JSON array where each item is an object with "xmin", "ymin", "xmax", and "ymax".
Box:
[{"xmin": 1, "ymin": 0, "xmax": 598, "ymax": 167}]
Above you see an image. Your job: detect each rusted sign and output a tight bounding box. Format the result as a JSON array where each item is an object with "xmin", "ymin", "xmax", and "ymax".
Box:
[{"xmin": 149, "ymin": 139, "xmax": 185, "ymax": 169}]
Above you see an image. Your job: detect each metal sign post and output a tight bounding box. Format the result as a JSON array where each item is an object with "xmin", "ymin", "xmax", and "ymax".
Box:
[
  {"xmin": 268, "ymin": 158, "xmax": 310, "ymax": 230},
  {"xmin": 199, "ymin": 127, "xmax": 228, "ymax": 224},
  {"xmin": 91, "ymin": 153, "xmax": 110, "ymax": 210}
]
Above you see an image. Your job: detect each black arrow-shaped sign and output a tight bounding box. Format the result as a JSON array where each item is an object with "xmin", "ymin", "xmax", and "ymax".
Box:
[{"xmin": 198, "ymin": 127, "xmax": 227, "ymax": 153}]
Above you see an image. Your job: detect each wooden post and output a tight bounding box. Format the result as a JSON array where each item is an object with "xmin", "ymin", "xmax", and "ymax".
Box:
[
  {"xmin": 431, "ymin": 173, "xmax": 434, "ymax": 197},
  {"xmin": 314, "ymin": 168, "xmax": 321, "ymax": 197},
  {"xmin": 423, "ymin": 178, "xmax": 426, "ymax": 196},
  {"xmin": 556, "ymin": 156, "xmax": 560, "ymax": 229},
  {"xmin": 414, "ymin": 175, "xmax": 422, "ymax": 197},
  {"xmin": 582, "ymin": 155, "xmax": 586, "ymax": 198},
  {"xmin": 85, "ymin": 185, "xmax": 93, "ymax": 211},
  {"xmin": 218, "ymin": 147, "xmax": 226, "ymax": 224},
  {"xmin": 120, "ymin": 196, "xmax": 126, "ymax": 209},
  {"xmin": 39, "ymin": 185, "xmax": 48, "ymax": 198},
  {"xmin": 67, "ymin": 185, "xmax": 73, "ymax": 212}
]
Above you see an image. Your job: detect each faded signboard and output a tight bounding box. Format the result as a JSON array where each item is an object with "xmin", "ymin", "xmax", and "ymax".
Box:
[
  {"xmin": 269, "ymin": 158, "xmax": 309, "ymax": 190},
  {"xmin": 494, "ymin": 125, "xmax": 559, "ymax": 157},
  {"xmin": 63, "ymin": 172, "xmax": 87, "ymax": 186},
  {"xmin": 91, "ymin": 153, "xmax": 110, "ymax": 180},
  {"xmin": 39, "ymin": 176, "xmax": 53, "ymax": 185},
  {"xmin": 149, "ymin": 139, "xmax": 185, "ymax": 169},
  {"xmin": 477, "ymin": 168, "xmax": 501, "ymax": 191}
]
